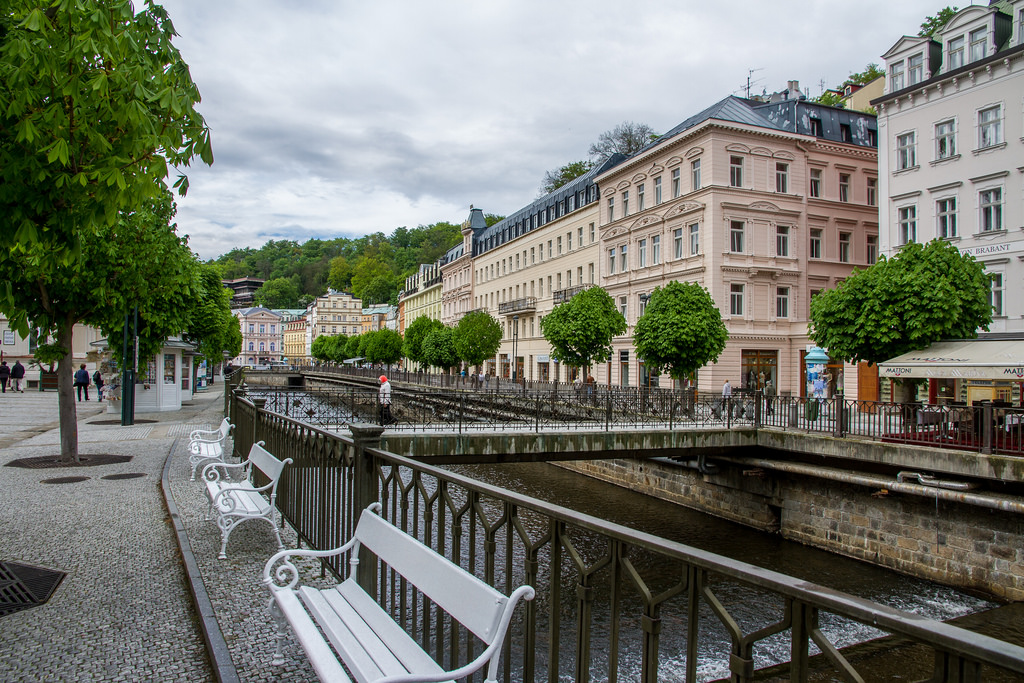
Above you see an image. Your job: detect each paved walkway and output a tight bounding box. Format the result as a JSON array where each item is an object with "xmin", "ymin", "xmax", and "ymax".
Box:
[{"xmin": 0, "ymin": 384, "xmax": 320, "ymax": 682}]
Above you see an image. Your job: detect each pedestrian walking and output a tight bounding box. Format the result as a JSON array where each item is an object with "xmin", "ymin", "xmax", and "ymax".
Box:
[
  {"xmin": 93, "ymin": 369, "xmax": 105, "ymax": 401},
  {"xmin": 378, "ymin": 374, "xmax": 392, "ymax": 425},
  {"xmin": 764, "ymin": 378, "xmax": 775, "ymax": 416},
  {"xmin": 0, "ymin": 361, "xmax": 9, "ymax": 393},
  {"xmin": 74, "ymin": 363, "xmax": 91, "ymax": 401},
  {"xmin": 10, "ymin": 360, "xmax": 25, "ymax": 392},
  {"xmin": 722, "ymin": 379, "xmax": 731, "ymax": 398}
]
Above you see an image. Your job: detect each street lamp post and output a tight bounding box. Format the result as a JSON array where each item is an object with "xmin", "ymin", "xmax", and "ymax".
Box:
[
  {"xmin": 638, "ymin": 293, "xmax": 651, "ymax": 389},
  {"xmin": 512, "ymin": 315, "xmax": 519, "ymax": 383}
]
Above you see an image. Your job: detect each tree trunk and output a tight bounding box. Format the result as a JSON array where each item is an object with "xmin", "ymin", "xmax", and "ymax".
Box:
[{"xmin": 56, "ymin": 320, "xmax": 80, "ymax": 462}]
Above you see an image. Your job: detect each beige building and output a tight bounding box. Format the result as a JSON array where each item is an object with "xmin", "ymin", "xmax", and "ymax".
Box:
[
  {"xmin": 471, "ymin": 161, "xmax": 613, "ymax": 381},
  {"xmin": 282, "ymin": 312, "xmax": 309, "ymax": 365},
  {"xmin": 399, "ymin": 263, "xmax": 442, "ymax": 330},
  {"xmin": 841, "ymin": 75, "xmax": 884, "ymax": 112},
  {"xmin": 307, "ymin": 291, "xmax": 362, "ymax": 354},
  {"xmin": 595, "ymin": 92, "xmax": 879, "ymax": 397},
  {"xmin": 441, "ymin": 208, "xmax": 488, "ymax": 326}
]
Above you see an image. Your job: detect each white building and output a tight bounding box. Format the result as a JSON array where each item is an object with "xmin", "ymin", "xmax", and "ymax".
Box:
[{"xmin": 875, "ymin": 0, "xmax": 1024, "ymax": 402}]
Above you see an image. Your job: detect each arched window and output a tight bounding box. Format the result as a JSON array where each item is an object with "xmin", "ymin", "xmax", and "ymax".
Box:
[
  {"xmin": 270, "ymin": 343, "xmax": 275, "ymax": 352},
  {"xmin": 259, "ymin": 342, "xmax": 265, "ymax": 352},
  {"xmin": 248, "ymin": 342, "xmax": 254, "ymax": 351}
]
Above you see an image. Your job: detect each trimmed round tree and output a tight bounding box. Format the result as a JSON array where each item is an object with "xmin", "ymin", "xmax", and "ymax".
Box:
[
  {"xmin": 453, "ymin": 311, "xmax": 502, "ymax": 371},
  {"xmin": 421, "ymin": 326, "xmax": 459, "ymax": 375},
  {"xmin": 809, "ymin": 239, "xmax": 992, "ymax": 365},
  {"xmin": 633, "ymin": 281, "xmax": 728, "ymax": 382},
  {"xmin": 403, "ymin": 315, "xmax": 443, "ymax": 371},
  {"xmin": 540, "ymin": 286, "xmax": 626, "ymax": 373}
]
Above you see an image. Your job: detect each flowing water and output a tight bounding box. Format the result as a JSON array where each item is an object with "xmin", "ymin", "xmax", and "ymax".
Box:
[{"xmin": 447, "ymin": 460, "xmax": 1021, "ymax": 681}]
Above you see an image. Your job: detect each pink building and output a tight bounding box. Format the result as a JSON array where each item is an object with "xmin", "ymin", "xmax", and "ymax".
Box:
[{"xmin": 595, "ymin": 91, "xmax": 879, "ymax": 398}]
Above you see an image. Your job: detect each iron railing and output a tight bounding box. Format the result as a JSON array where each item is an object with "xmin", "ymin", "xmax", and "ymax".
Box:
[
  {"xmin": 233, "ymin": 392, "xmax": 1024, "ymax": 683},
  {"xmin": 244, "ymin": 368, "xmax": 1024, "ymax": 456}
]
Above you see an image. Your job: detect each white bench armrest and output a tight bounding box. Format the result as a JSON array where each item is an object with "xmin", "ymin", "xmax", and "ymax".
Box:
[
  {"xmin": 263, "ymin": 539, "xmax": 361, "ymax": 590},
  {"xmin": 201, "ymin": 460, "xmax": 249, "ymax": 482}
]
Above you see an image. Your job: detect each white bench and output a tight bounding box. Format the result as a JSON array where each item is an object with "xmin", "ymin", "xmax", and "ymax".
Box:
[
  {"xmin": 189, "ymin": 418, "xmax": 234, "ymax": 481},
  {"xmin": 203, "ymin": 441, "xmax": 292, "ymax": 560},
  {"xmin": 263, "ymin": 503, "xmax": 535, "ymax": 683}
]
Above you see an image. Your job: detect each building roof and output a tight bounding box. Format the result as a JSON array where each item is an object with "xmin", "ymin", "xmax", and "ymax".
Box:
[{"xmin": 236, "ymin": 306, "xmax": 282, "ymax": 318}]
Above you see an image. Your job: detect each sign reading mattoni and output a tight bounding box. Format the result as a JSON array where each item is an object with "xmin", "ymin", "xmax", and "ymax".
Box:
[{"xmin": 878, "ymin": 339, "xmax": 1024, "ymax": 380}]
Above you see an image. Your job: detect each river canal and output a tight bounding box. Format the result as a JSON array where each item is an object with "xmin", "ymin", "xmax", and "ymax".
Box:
[{"xmin": 445, "ymin": 460, "xmax": 1021, "ymax": 681}]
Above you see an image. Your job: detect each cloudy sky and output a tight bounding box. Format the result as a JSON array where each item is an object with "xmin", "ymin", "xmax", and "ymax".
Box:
[{"xmin": 158, "ymin": 0, "xmax": 942, "ymax": 261}]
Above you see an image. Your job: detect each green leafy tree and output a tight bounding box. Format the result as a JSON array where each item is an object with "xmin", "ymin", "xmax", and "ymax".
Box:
[
  {"xmin": 453, "ymin": 311, "xmax": 502, "ymax": 370},
  {"xmin": 364, "ymin": 329, "xmax": 403, "ymax": 368},
  {"xmin": 813, "ymin": 91, "xmax": 846, "ymax": 108},
  {"xmin": 633, "ymin": 282, "xmax": 728, "ymax": 382},
  {"xmin": 350, "ymin": 257, "xmax": 393, "ymax": 301},
  {"xmin": 809, "ymin": 239, "xmax": 991, "ymax": 367},
  {"xmin": 0, "ymin": 0, "xmax": 212, "ymax": 266},
  {"xmin": 344, "ymin": 334, "xmax": 363, "ymax": 361},
  {"xmin": 847, "ymin": 63, "xmax": 884, "ymax": 86},
  {"xmin": 0, "ymin": 1, "xmax": 212, "ymax": 462},
  {"xmin": 920, "ymin": 6, "xmax": 958, "ymax": 37},
  {"xmin": 361, "ymin": 275, "xmax": 397, "ymax": 306},
  {"xmin": 421, "ymin": 326, "xmax": 459, "ymax": 372},
  {"xmin": 327, "ymin": 256, "xmax": 353, "ymax": 292},
  {"xmin": 540, "ymin": 160, "xmax": 594, "ymax": 195},
  {"xmin": 4, "ymin": 192, "xmax": 199, "ymax": 461},
  {"xmin": 183, "ymin": 263, "xmax": 241, "ymax": 366},
  {"xmin": 540, "ymin": 287, "xmax": 626, "ymax": 372},
  {"xmin": 311, "ymin": 334, "xmax": 333, "ymax": 362},
  {"xmin": 254, "ymin": 277, "xmax": 302, "ymax": 308},
  {"xmin": 589, "ymin": 121, "xmax": 658, "ymax": 162},
  {"xmin": 403, "ymin": 315, "xmax": 443, "ymax": 369}
]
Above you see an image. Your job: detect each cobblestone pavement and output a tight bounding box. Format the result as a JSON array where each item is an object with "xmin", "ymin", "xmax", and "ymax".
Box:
[
  {"xmin": 0, "ymin": 387, "xmax": 214, "ymax": 682},
  {"xmin": 165, "ymin": 411, "xmax": 326, "ymax": 682}
]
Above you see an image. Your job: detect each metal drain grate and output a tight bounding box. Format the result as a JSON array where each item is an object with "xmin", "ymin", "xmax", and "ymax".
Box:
[
  {"xmin": 0, "ymin": 562, "xmax": 66, "ymax": 618},
  {"xmin": 40, "ymin": 476, "xmax": 90, "ymax": 484},
  {"xmin": 100, "ymin": 473, "xmax": 146, "ymax": 480}
]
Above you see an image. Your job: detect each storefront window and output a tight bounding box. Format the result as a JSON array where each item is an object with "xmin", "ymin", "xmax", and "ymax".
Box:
[
  {"xmin": 741, "ymin": 350, "xmax": 778, "ymax": 391},
  {"xmin": 163, "ymin": 354, "xmax": 175, "ymax": 384}
]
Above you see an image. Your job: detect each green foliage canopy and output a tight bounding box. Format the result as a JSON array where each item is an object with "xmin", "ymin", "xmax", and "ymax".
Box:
[
  {"xmin": 453, "ymin": 311, "xmax": 502, "ymax": 367},
  {"xmin": 540, "ymin": 287, "xmax": 626, "ymax": 369},
  {"xmin": 540, "ymin": 161, "xmax": 594, "ymax": 195},
  {"xmin": 364, "ymin": 329, "xmax": 403, "ymax": 366},
  {"xmin": 633, "ymin": 282, "xmax": 728, "ymax": 380},
  {"xmin": 809, "ymin": 239, "xmax": 992, "ymax": 365},
  {"xmin": 0, "ymin": 0, "xmax": 212, "ymax": 274},
  {"xmin": 254, "ymin": 277, "xmax": 302, "ymax": 308},
  {"xmin": 403, "ymin": 315, "xmax": 443, "ymax": 367},
  {"xmin": 920, "ymin": 6, "xmax": 958, "ymax": 37},
  {"xmin": 421, "ymin": 326, "xmax": 458, "ymax": 370}
]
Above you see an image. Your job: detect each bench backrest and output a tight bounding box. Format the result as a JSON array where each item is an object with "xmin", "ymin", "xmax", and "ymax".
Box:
[
  {"xmin": 354, "ymin": 508, "xmax": 510, "ymax": 645},
  {"xmin": 217, "ymin": 418, "xmax": 232, "ymax": 441},
  {"xmin": 248, "ymin": 441, "xmax": 289, "ymax": 484}
]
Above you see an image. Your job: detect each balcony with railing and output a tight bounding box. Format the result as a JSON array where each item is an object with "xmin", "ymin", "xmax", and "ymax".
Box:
[
  {"xmin": 497, "ymin": 297, "xmax": 537, "ymax": 315},
  {"xmin": 552, "ymin": 283, "xmax": 593, "ymax": 305}
]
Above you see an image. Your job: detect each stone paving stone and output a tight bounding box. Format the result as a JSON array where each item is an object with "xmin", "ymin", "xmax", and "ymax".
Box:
[
  {"xmin": 168, "ymin": 426, "xmax": 326, "ymax": 682},
  {"xmin": 0, "ymin": 437, "xmax": 211, "ymax": 681}
]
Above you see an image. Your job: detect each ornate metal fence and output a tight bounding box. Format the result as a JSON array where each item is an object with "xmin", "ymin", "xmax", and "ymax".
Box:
[{"xmin": 233, "ymin": 392, "xmax": 1024, "ymax": 682}]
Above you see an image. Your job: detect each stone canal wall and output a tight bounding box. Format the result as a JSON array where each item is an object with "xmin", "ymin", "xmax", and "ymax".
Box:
[{"xmin": 555, "ymin": 456, "xmax": 1024, "ymax": 601}]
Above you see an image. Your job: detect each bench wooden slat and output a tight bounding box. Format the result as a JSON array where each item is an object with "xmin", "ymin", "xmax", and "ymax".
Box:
[
  {"xmin": 274, "ymin": 587, "xmax": 353, "ymax": 683},
  {"xmin": 354, "ymin": 509, "xmax": 508, "ymax": 644},
  {"xmin": 329, "ymin": 581, "xmax": 449, "ymax": 679}
]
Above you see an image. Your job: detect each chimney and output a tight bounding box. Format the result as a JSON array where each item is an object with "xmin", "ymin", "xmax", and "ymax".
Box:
[{"xmin": 787, "ymin": 80, "xmax": 800, "ymax": 99}]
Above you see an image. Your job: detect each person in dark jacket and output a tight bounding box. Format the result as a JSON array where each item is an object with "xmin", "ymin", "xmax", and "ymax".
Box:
[
  {"xmin": 0, "ymin": 361, "xmax": 9, "ymax": 393},
  {"xmin": 74, "ymin": 364, "xmax": 91, "ymax": 401},
  {"xmin": 93, "ymin": 369, "xmax": 105, "ymax": 401},
  {"xmin": 10, "ymin": 360, "xmax": 25, "ymax": 393}
]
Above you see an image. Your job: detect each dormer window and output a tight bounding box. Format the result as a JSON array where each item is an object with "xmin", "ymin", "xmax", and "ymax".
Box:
[
  {"xmin": 948, "ymin": 36, "xmax": 964, "ymax": 69},
  {"xmin": 890, "ymin": 61, "xmax": 905, "ymax": 91},
  {"xmin": 969, "ymin": 28, "xmax": 987, "ymax": 62},
  {"xmin": 908, "ymin": 53, "xmax": 924, "ymax": 85}
]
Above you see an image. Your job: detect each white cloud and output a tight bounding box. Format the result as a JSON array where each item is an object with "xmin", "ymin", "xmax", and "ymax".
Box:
[{"xmin": 158, "ymin": 0, "xmax": 937, "ymax": 259}]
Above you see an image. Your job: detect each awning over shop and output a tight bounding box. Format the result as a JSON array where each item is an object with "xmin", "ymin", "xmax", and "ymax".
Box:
[{"xmin": 877, "ymin": 339, "xmax": 1024, "ymax": 380}]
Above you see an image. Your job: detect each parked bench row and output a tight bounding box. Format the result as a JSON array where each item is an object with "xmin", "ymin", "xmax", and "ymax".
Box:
[{"xmin": 187, "ymin": 419, "xmax": 534, "ymax": 682}]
